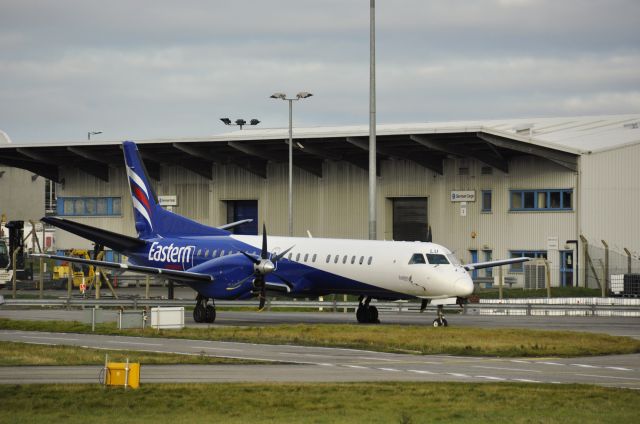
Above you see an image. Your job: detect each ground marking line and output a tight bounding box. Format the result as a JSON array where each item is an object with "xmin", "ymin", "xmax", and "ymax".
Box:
[
  {"xmin": 538, "ymin": 362, "xmax": 564, "ymax": 366},
  {"xmin": 378, "ymin": 368, "xmax": 400, "ymax": 372},
  {"xmin": 473, "ymin": 365, "xmax": 541, "ymax": 373},
  {"xmin": 21, "ymin": 336, "xmax": 79, "ymax": 341},
  {"xmin": 605, "ymin": 367, "xmax": 632, "ymax": 371},
  {"xmin": 510, "ymin": 360, "xmax": 530, "ymax": 364},
  {"xmin": 317, "ymin": 363, "xmax": 334, "ymax": 367},
  {"xmin": 475, "ymin": 376, "xmax": 505, "ymax": 381},
  {"xmin": 447, "ymin": 373, "xmax": 469, "ymax": 378},
  {"xmin": 408, "ymin": 370, "xmax": 435, "ymax": 375},
  {"xmin": 189, "ymin": 346, "xmax": 241, "ymax": 352},
  {"xmin": 571, "ymin": 364, "xmax": 599, "ymax": 368},
  {"xmin": 513, "ymin": 379, "xmax": 541, "ymax": 383},
  {"xmin": 107, "ymin": 341, "xmax": 162, "ymax": 346},
  {"xmin": 344, "ymin": 365, "xmax": 368, "ymax": 369},
  {"xmin": 357, "ymin": 356, "xmax": 397, "ymax": 362}
]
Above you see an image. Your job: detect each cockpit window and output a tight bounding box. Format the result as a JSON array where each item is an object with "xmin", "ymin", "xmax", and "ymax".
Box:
[
  {"xmin": 446, "ymin": 254, "xmax": 461, "ymax": 266},
  {"xmin": 408, "ymin": 253, "xmax": 426, "ymax": 265},
  {"xmin": 426, "ymin": 254, "xmax": 450, "ymax": 265}
]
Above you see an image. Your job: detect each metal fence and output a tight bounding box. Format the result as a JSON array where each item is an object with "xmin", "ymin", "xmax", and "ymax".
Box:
[{"xmin": 2, "ymin": 298, "xmax": 639, "ymax": 317}]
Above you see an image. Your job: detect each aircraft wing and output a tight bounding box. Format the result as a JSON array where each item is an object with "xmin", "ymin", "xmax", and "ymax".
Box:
[
  {"xmin": 463, "ymin": 257, "xmax": 532, "ymax": 271},
  {"xmin": 30, "ymin": 253, "xmax": 213, "ymax": 283}
]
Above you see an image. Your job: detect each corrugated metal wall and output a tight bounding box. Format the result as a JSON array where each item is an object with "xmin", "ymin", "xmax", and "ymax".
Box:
[
  {"xmin": 57, "ymin": 154, "xmax": 580, "ymax": 286},
  {"xmin": 0, "ymin": 166, "xmax": 45, "ymax": 222},
  {"xmin": 580, "ymin": 143, "xmax": 640, "ymax": 256}
]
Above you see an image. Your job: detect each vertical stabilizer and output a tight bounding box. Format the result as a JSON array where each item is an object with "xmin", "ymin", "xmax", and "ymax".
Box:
[{"xmin": 122, "ymin": 141, "xmax": 229, "ymax": 238}]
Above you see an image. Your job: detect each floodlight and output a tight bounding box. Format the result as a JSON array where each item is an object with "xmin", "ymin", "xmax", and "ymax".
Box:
[
  {"xmin": 296, "ymin": 92, "xmax": 313, "ymax": 99},
  {"xmin": 235, "ymin": 119, "xmax": 247, "ymax": 126},
  {"xmin": 270, "ymin": 93, "xmax": 286, "ymax": 100},
  {"xmin": 250, "ymin": 119, "xmax": 260, "ymax": 126},
  {"xmin": 220, "ymin": 118, "xmax": 232, "ymax": 125}
]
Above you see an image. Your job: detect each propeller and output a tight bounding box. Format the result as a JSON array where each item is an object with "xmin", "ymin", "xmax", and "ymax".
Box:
[{"xmin": 237, "ymin": 223, "xmax": 294, "ymax": 310}]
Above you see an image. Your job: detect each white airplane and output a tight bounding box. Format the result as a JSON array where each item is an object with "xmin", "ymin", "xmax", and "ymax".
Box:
[{"xmin": 35, "ymin": 141, "xmax": 530, "ymax": 326}]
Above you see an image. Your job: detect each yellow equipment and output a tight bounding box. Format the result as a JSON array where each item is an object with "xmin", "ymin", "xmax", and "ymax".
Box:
[
  {"xmin": 104, "ymin": 358, "xmax": 140, "ymax": 389},
  {"xmin": 51, "ymin": 249, "xmax": 107, "ymax": 288}
]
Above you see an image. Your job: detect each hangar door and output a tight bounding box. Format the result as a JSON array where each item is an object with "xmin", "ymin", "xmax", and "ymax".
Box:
[
  {"xmin": 226, "ymin": 200, "xmax": 258, "ymax": 235},
  {"xmin": 392, "ymin": 197, "xmax": 429, "ymax": 242}
]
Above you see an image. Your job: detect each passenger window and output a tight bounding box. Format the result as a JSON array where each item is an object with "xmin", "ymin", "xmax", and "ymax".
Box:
[
  {"xmin": 288, "ymin": 253, "xmax": 292, "ymax": 260},
  {"xmin": 351, "ymin": 256, "xmax": 356, "ymax": 264},
  {"xmin": 304, "ymin": 253, "xmax": 309, "ymax": 262},
  {"xmin": 296, "ymin": 253, "xmax": 301, "ymax": 261},
  {"xmin": 212, "ymin": 249, "xmax": 217, "ymax": 257},
  {"xmin": 312, "ymin": 254, "xmax": 317, "ymax": 263},
  {"xmin": 326, "ymin": 254, "xmax": 331, "ymax": 263},
  {"xmin": 343, "ymin": 255, "xmax": 348, "ymax": 264},
  {"xmin": 220, "ymin": 250, "xmax": 225, "ymax": 256},
  {"xmin": 334, "ymin": 255, "xmax": 339, "ymax": 264},
  {"xmin": 204, "ymin": 249, "xmax": 209, "ymax": 258},
  {"xmin": 359, "ymin": 256, "xmax": 364, "ymax": 265},
  {"xmin": 426, "ymin": 254, "xmax": 450, "ymax": 265},
  {"xmin": 367, "ymin": 256, "xmax": 372, "ymax": 265},
  {"xmin": 408, "ymin": 253, "xmax": 426, "ymax": 265},
  {"xmin": 197, "ymin": 249, "xmax": 202, "ymax": 256}
]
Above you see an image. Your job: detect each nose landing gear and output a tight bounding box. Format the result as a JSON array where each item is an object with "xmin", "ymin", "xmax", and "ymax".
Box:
[
  {"xmin": 356, "ymin": 296, "xmax": 380, "ymax": 324},
  {"xmin": 432, "ymin": 304, "xmax": 448, "ymax": 327}
]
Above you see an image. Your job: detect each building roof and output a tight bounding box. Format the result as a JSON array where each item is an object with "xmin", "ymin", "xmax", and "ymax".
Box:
[{"xmin": 0, "ymin": 114, "xmax": 637, "ymax": 182}]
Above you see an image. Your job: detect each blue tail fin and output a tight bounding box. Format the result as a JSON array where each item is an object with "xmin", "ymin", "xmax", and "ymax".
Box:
[{"xmin": 122, "ymin": 141, "xmax": 229, "ymax": 238}]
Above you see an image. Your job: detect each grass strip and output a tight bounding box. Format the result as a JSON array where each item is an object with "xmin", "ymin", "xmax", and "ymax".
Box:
[
  {"xmin": 0, "ymin": 341, "xmax": 265, "ymax": 366},
  {"xmin": 2, "ymin": 318, "xmax": 639, "ymax": 357},
  {"xmin": 0, "ymin": 382, "xmax": 638, "ymax": 423}
]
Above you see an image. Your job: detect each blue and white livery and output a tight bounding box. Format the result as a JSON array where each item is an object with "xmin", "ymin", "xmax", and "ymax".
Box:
[{"xmin": 35, "ymin": 141, "xmax": 530, "ymax": 326}]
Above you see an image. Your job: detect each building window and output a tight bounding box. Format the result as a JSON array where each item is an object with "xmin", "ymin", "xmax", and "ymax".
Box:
[
  {"xmin": 481, "ymin": 166, "xmax": 493, "ymax": 175},
  {"xmin": 481, "ymin": 190, "xmax": 492, "ymax": 212},
  {"xmin": 510, "ymin": 189, "xmax": 572, "ymax": 211},
  {"xmin": 458, "ymin": 167, "xmax": 469, "ymax": 175},
  {"xmin": 57, "ymin": 197, "xmax": 122, "ymax": 216},
  {"xmin": 509, "ymin": 250, "xmax": 547, "ymax": 272}
]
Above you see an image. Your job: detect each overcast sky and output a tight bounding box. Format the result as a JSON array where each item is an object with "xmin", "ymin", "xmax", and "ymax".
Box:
[{"xmin": 1, "ymin": 0, "xmax": 639, "ymax": 143}]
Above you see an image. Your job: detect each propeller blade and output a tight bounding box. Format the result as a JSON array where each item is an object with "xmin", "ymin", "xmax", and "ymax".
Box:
[
  {"xmin": 272, "ymin": 245, "xmax": 295, "ymax": 263},
  {"xmin": 258, "ymin": 289, "xmax": 266, "ymax": 311},
  {"xmin": 261, "ymin": 223, "xmax": 268, "ymax": 260},
  {"xmin": 272, "ymin": 272, "xmax": 294, "ymax": 290},
  {"xmin": 225, "ymin": 274, "xmax": 255, "ymax": 291},
  {"xmin": 240, "ymin": 250, "xmax": 260, "ymax": 265}
]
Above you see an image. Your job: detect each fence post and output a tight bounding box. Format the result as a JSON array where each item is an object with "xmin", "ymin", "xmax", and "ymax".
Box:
[
  {"xmin": 624, "ymin": 248, "xmax": 632, "ymax": 274},
  {"xmin": 11, "ymin": 247, "xmax": 21, "ymax": 299},
  {"xmin": 601, "ymin": 240, "xmax": 609, "ymax": 298},
  {"xmin": 580, "ymin": 235, "xmax": 589, "ymax": 288}
]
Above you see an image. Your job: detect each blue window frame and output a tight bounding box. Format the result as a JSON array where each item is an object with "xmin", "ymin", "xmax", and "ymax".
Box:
[
  {"xmin": 57, "ymin": 197, "xmax": 122, "ymax": 216},
  {"xmin": 481, "ymin": 190, "xmax": 492, "ymax": 212},
  {"xmin": 509, "ymin": 250, "xmax": 547, "ymax": 272},
  {"xmin": 510, "ymin": 189, "xmax": 572, "ymax": 211}
]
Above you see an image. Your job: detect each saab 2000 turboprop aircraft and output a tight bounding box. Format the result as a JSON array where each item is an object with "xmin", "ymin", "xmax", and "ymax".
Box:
[{"xmin": 34, "ymin": 141, "xmax": 530, "ymax": 326}]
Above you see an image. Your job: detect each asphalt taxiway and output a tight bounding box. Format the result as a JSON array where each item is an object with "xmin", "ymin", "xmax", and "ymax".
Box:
[{"xmin": 1, "ymin": 330, "xmax": 639, "ymax": 389}]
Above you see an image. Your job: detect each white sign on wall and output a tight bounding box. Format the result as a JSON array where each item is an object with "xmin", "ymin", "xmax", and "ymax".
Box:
[
  {"xmin": 451, "ymin": 191, "xmax": 476, "ymax": 202},
  {"xmin": 547, "ymin": 236, "xmax": 559, "ymax": 250},
  {"xmin": 158, "ymin": 195, "xmax": 178, "ymax": 206}
]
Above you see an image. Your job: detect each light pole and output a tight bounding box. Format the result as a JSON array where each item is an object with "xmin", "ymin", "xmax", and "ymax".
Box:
[
  {"xmin": 220, "ymin": 118, "xmax": 260, "ymax": 130},
  {"xmin": 270, "ymin": 92, "xmax": 313, "ymax": 237},
  {"xmin": 88, "ymin": 131, "xmax": 102, "ymax": 140}
]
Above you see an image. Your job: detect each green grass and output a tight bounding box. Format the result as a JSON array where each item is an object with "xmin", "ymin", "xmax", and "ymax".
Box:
[
  {"xmin": 2, "ymin": 318, "xmax": 639, "ymax": 357},
  {"xmin": 0, "ymin": 341, "xmax": 265, "ymax": 366},
  {"xmin": 0, "ymin": 382, "xmax": 638, "ymax": 423}
]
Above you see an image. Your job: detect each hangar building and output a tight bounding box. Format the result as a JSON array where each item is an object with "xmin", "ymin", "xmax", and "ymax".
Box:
[{"xmin": 1, "ymin": 114, "xmax": 639, "ymax": 289}]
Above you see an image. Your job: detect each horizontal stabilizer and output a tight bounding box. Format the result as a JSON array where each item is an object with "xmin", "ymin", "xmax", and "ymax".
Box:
[
  {"xmin": 464, "ymin": 257, "xmax": 532, "ymax": 271},
  {"xmin": 42, "ymin": 216, "xmax": 146, "ymax": 252},
  {"xmin": 31, "ymin": 253, "xmax": 213, "ymax": 283}
]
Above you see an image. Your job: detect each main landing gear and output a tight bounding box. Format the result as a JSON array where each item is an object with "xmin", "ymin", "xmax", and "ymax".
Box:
[
  {"xmin": 356, "ymin": 296, "xmax": 380, "ymax": 324},
  {"xmin": 193, "ymin": 294, "xmax": 216, "ymax": 323}
]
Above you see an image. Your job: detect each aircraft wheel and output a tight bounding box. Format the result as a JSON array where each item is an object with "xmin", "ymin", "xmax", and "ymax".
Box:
[
  {"xmin": 356, "ymin": 306, "xmax": 366, "ymax": 323},
  {"xmin": 442, "ymin": 318, "xmax": 448, "ymax": 327},
  {"xmin": 193, "ymin": 304, "xmax": 206, "ymax": 323},
  {"xmin": 432, "ymin": 319, "xmax": 441, "ymax": 327},
  {"xmin": 205, "ymin": 305, "xmax": 216, "ymax": 323},
  {"xmin": 368, "ymin": 306, "xmax": 379, "ymax": 324}
]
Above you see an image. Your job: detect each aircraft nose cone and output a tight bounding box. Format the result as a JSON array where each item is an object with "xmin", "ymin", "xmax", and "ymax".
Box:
[{"xmin": 455, "ymin": 276, "xmax": 474, "ymax": 297}]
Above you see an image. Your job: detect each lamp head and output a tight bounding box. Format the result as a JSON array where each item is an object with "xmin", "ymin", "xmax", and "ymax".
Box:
[
  {"xmin": 220, "ymin": 118, "xmax": 232, "ymax": 125},
  {"xmin": 250, "ymin": 119, "xmax": 260, "ymax": 126},
  {"xmin": 296, "ymin": 92, "xmax": 313, "ymax": 99},
  {"xmin": 270, "ymin": 92, "xmax": 286, "ymax": 100},
  {"xmin": 235, "ymin": 119, "xmax": 247, "ymax": 126}
]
